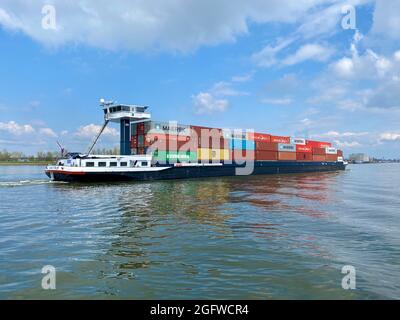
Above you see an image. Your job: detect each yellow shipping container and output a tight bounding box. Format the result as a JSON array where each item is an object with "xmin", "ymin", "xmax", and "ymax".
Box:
[{"xmin": 197, "ymin": 148, "xmax": 230, "ymax": 161}]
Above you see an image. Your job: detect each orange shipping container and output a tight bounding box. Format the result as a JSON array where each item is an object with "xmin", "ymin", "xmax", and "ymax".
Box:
[
  {"xmin": 296, "ymin": 152, "xmax": 313, "ymax": 161},
  {"xmin": 247, "ymin": 132, "xmax": 271, "ymax": 142},
  {"xmin": 256, "ymin": 141, "xmax": 278, "ymax": 151},
  {"xmin": 271, "ymin": 135, "xmax": 290, "ymax": 144},
  {"xmin": 326, "ymin": 154, "xmax": 338, "ymax": 162},
  {"xmin": 231, "ymin": 150, "xmax": 255, "ymax": 162},
  {"xmin": 307, "ymin": 140, "xmax": 332, "ymax": 148},
  {"xmin": 312, "ymin": 147, "xmax": 326, "ymax": 155},
  {"xmin": 255, "ymin": 151, "xmax": 278, "ymax": 161},
  {"xmin": 313, "ymin": 155, "xmax": 326, "ymax": 161},
  {"xmin": 296, "ymin": 145, "xmax": 312, "ymax": 153},
  {"xmin": 278, "ymin": 151, "xmax": 297, "ymax": 161}
]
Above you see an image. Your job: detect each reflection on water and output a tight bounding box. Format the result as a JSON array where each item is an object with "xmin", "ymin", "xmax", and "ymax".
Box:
[{"xmin": 0, "ymin": 164, "xmax": 399, "ymax": 299}]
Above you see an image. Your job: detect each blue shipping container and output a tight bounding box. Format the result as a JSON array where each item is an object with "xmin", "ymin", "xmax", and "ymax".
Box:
[{"xmin": 231, "ymin": 139, "xmax": 255, "ymax": 150}]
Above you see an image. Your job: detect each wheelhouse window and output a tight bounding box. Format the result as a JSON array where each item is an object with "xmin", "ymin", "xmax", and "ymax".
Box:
[
  {"xmin": 120, "ymin": 162, "xmax": 127, "ymax": 167},
  {"xmin": 86, "ymin": 162, "xmax": 95, "ymax": 167},
  {"xmin": 98, "ymin": 162, "xmax": 107, "ymax": 167},
  {"xmin": 110, "ymin": 162, "xmax": 117, "ymax": 167},
  {"xmin": 141, "ymin": 161, "xmax": 148, "ymax": 167}
]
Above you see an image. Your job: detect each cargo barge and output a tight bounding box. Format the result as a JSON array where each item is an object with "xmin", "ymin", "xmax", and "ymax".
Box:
[{"xmin": 45, "ymin": 100, "xmax": 347, "ymax": 182}]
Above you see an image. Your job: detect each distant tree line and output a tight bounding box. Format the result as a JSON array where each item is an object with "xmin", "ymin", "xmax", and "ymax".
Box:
[
  {"xmin": 90, "ymin": 147, "xmax": 120, "ymax": 155},
  {"xmin": 0, "ymin": 147, "xmax": 120, "ymax": 162}
]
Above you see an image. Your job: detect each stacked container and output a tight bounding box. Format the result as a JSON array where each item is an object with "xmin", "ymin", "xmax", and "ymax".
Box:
[
  {"xmin": 277, "ymin": 143, "xmax": 296, "ymax": 161},
  {"xmin": 132, "ymin": 121, "xmax": 341, "ymax": 164},
  {"xmin": 191, "ymin": 125, "xmax": 230, "ymax": 162},
  {"xmin": 255, "ymin": 141, "xmax": 278, "ymax": 161}
]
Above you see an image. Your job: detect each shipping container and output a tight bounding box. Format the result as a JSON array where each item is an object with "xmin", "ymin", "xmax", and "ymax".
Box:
[
  {"xmin": 296, "ymin": 152, "xmax": 313, "ymax": 161},
  {"xmin": 337, "ymin": 150, "xmax": 343, "ymax": 157},
  {"xmin": 199, "ymin": 136, "xmax": 229, "ymax": 149},
  {"xmin": 152, "ymin": 150, "xmax": 197, "ymax": 163},
  {"xmin": 325, "ymin": 154, "xmax": 338, "ymax": 162},
  {"xmin": 231, "ymin": 139, "xmax": 255, "ymax": 150},
  {"xmin": 271, "ymin": 135, "xmax": 290, "ymax": 144},
  {"xmin": 278, "ymin": 151, "xmax": 297, "ymax": 161},
  {"xmin": 290, "ymin": 137, "xmax": 306, "ymax": 145},
  {"xmin": 255, "ymin": 151, "xmax": 278, "ymax": 161},
  {"xmin": 312, "ymin": 147, "xmax": 326, "ymax": 155},
  {"xmin": 313, "ymin": 154, "xmax": 326, "ymax": 161},
  {"xmin": 278, "ymin": 143, "xmax": 296, "ymax": 152},
  {"xmin": 231, "ymin": 150, "xmax": 255, "ymax": 162},
  {"xmin": 307, "ymin": 140, "xmax": 332, "ymax": 148},
  {"xmin": 247, "ymin": 132, "xmax": 271, "ymax": 142},
  {"xmin": 146, "ymin": 121, "xmax": 191, "ymax": 136},
  {"xmin": 256, "ymin": 141, "xmax": 278, "ymax": 151},
  {"xmin": 145, "ymin": 133, "xmax": 189, "ymax": 143},
  {"xmin": 325, "ymin": 147, "xmax": 338, "ymax": 154},
  {"xmin": 197, "ymin": 148, "xmax": 230, "ymax": 161},
  {"xmin": 296, "ymin": 145, "xmax": 312, "ymax": 153}
]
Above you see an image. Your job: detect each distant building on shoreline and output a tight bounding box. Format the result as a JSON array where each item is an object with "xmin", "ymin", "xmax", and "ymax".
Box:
[{"xmin": 349, "ymin": 153, "xmax": 370, "ymax": 163}]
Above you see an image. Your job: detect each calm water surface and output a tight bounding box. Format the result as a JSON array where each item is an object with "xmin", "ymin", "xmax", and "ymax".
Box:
[{"xmin": 0, "ymin": 164, "xmax": 399, "ymax": 299}]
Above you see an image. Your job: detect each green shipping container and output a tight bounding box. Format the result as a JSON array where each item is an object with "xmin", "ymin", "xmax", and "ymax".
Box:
[{"xmin": 152, "ymin": 150, "xmax": 197, "ymax": 162}]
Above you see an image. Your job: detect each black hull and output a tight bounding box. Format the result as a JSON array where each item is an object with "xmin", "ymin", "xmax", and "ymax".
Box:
[{"xmin": 46, "ymin": 161, "xmax": 346, "ymax": 182}]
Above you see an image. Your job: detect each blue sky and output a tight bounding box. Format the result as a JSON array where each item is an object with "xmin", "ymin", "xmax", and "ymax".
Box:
[{"xmin": 0, "ymin": 0, "xmax": 399, "ymax": 157}]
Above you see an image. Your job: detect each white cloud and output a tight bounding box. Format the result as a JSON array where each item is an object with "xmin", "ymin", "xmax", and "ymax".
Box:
[
  {"xmin": 379, "ymin": 132, "xmax": 400, "ymax": 142},
  {"xmin": 332, "ymin": 57, "xmax": 354, "ymax": 77},
  {"xmin": 252, "ymin": 38, "xmax": 294, "ymax": 67},
  {"xmin": 0, "ymin": 121, "xmax": 35, "ymax": 135},
  {"xmin": 231, "ymin": 73, "xmax": 253, "ymax": 83},
  {"xmin": 395, "ymin": 51, "xmax": 400, "ymax": 62},
  {"xmin": 211, "ymin": 82, "xmax": 248, "ymax": 97},
  {"xmin": 261, "ymin": 97, "xmax": 292, "ymax": 105},
  {"xmin": 192, "ymin": 92, "xmax": 229, "ymax": 114},
  {"xmin": 371, "ymin": 0, "xmax": 400, "ymax": 40},
  {"xmin": 75, "ymin": 124, "xmax": 118, "ymax": 138},
  {"xmin": 334, "ymin": 140, "xmax": 362, "ymax": 148},
  {"xmin": 282, "ymin": 44, "xmax": 334, "ymax": 65},
  {"xmin": 39, "ymin": 127, "xmax": 58, "ymax": 138},
  {"xmin": 0, "ymin": 0, "xmax": 328, "ymax": 52}
]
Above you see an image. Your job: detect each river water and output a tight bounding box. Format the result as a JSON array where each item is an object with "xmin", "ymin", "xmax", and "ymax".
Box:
[{"xmin": 0, "ymin": 164, "xmax": 399, "ymax": 299}]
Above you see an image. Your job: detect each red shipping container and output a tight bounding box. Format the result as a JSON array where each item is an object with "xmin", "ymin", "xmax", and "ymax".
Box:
[
  {"xmin": 307, "ymin": 140, "xmax": 332, "ymax": 148},
  {"xmin": 296, "ymin": 152, "xmax": 313, "ymax": 161},
  {"xmin": 247, "ymin": 132, "xmax": 271, "ymax": 142},
  {"xmin": 337, "ymin": 150, "xmax": 343, "ymax": 157},
  {"xmin": 278, "ymin": 151, "xmax": 297, "ymax": 161},
  {"xmin": 326, "ymin": 154, "xmax": 338, "ymax": 162},
  {"xmin": 231, "ymin": 150, "xmax": 255, "ymax": 162},
  {"xmin": 271, "ymin": 135, "xmax": 290, "ymax": 144},
  {"xmin": 255, "ymin": 151, "xmax": 278, "ymax": 161},
  {"xmin": 256, "ymin": 141, "xmax": 278, "ymax": 151},
  {"xmin": 146, "ymin": 133, "xmax": 189, "ymax": 142},
  {"xmin": 312, "ymin": 147, "xmax": 326, "ymax": 155},
  {"xmin": 313, "ymin": 155, "xmax": 326, "ymax": 161},
  {"xmin": 296, "ymin": 145, "xmax": 312, "ymax": 153}
]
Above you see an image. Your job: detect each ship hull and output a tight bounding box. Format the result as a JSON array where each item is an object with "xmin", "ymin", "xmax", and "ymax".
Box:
[{"xmin": 46, "ymin": 161, "xmax": 346, "ymax": 182}]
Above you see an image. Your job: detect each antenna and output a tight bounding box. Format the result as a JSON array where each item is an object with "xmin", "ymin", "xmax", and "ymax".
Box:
[
  {"xmin": 56, "ymin": 141, "xmax": 65, "ymax": 157},
  {"xmin": 99, "ymin": 98, "xmax": 114, "ymax": 107}
]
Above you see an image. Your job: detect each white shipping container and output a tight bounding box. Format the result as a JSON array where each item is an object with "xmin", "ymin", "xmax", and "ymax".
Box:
[
  {"xmin": 326, "ymin": 147, "xmax": 337, "ymax": 154},
  {"xmin": 291, "ymin": 137, "xmax": 306, "ymax": 145},
  {"xmin": 278, "ymin": 143, "xmax": 296, "ymax": 152}
]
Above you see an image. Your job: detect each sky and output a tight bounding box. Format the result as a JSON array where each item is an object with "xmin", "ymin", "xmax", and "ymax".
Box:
[{"xmin": 0, "ymin": 0, "xmax": 399, "ymax": 158}]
